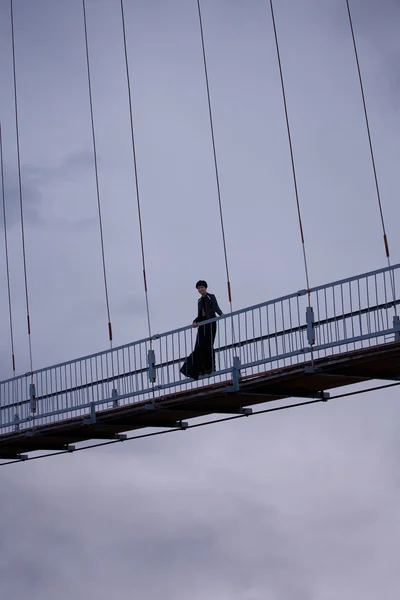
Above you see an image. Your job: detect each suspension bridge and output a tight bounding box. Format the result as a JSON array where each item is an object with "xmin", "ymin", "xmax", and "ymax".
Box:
[{"xmin": 0, "ymin": 1, "xmax": 399, "ymax": 464}]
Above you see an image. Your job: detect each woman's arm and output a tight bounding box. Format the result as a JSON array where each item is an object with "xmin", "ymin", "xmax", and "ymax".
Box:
[
  {"xmin": 193, "ymin": 300, "xmax": 201, "ymax": 325},
  {"xmin": 212, "ymin": 295, "xmax": 223, "ymax": 316}
]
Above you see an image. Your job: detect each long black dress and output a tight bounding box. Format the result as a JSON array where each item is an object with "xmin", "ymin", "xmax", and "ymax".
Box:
[{"xmin": 180, "ymin": 295, "xmax": 220, "ymax": 380}]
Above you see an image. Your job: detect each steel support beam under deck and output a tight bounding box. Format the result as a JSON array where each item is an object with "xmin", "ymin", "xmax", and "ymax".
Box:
[{"xmin": 1, "ymin": 341, "xmax": 399, "ymax": 461}]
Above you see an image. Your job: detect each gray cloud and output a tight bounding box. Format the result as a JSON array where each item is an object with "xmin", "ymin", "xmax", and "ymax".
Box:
[
  {"xmin": 23, "ymin": 150, "xmax": 100, "ymax": 183},
  {"xmin": 0, "ymin": 0, "xmax": 400, "ymax": 598},
  {"xmin": 0, "ymin": 150, "xmax": 100, "ymax": 232},
  {"xmin": 0, "ymin": 171, "xmax": 43, "ymax": 228},
  {"xmin": 1, "ymin": 388, "xmax": 400, "ymax": 599}
]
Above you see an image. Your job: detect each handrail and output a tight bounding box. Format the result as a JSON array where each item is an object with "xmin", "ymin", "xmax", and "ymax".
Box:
[
  {"xmin": 0, "ymin": 263, "xmax": 399, "ymax": 434},
  {"xmin": 0, "ymin": 263, "xmax": 398, "ymax": 386},
  {"xmin": 2, "ymin": 297, "xmax": 399, "ymax": 411}
]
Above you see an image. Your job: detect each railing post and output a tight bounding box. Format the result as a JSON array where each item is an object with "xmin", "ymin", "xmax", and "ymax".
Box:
[
  {"xmin": 29, "ymin": 383, "xmax": 36, "ymax": 414},
  {"xmin": 112, "ymin": 388, "xmax": 119, "ymax": 408},
  {"xmin": 148, "ymin": 349, "xmax": 156, "ymax": 383},
  {"xmin": 13, "ymin": 413, "xmax": 20, "ymax": 432},
  {"xmin": 83, "ymin": 403, "xmax": 96, "ymax": 425},
  {"xmin": 394, "ymin": 315, "xmax": 400, "ymax": 341},
  {"xmin": 228, "ymin": 356, "xmax": 241, "ymax": 392},
  {"xmin": 306, "ymin": 306, "xmax": 315, "ymax": 346}
]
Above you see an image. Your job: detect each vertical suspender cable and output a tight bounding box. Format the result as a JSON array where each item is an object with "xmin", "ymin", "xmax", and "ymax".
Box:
[
  {"xmin": 268, "ymin": 0, "xmax": 311, "ymax": 298},
  {"xmin": 120, "ymin": 0, "xmax": 152, "ymax": 340},
  {"xmin": 345, "ymin": 0, "xmax": 391, "ymax": 264},
  {"xmin": 0, "ymin": 122, "xmax": 16, "ymax": 374},
  {"xmin": 10, "ymin": 0, "xmax": 34, "ymax": 375},
  {"xmin": 196, "ymin": 0, "xmax": 233, "ymax": 313},
  {"xmin": 82, "ymin": 0, "xmax": 114, "ymax": 346}
]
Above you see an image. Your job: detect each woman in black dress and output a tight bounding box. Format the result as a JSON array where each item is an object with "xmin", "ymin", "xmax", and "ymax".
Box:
[{"xmin": 180, "ymin": 280, "xmax": 223, "ymax": 380}]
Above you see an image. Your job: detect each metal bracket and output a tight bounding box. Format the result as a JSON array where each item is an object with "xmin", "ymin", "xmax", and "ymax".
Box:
[
  {"xmin": 0, "ymin": 453, "xmax": 28, "ymax": 461},
  {"xmin": 394, "ymin": 315, "xmax": 400, "ymax": 341},
  {"xmin": 210, "ymin": 407, "xmax": 253, "ymax": 416},
  {"xmin": 306, "ymin": 305, "xmax": 315, "ymax": 345},
  {"xmin": 143, "ymin": 405, "xmax": 187, "ymax": 429},
  {"xmin": 24, "ymin": 431, "xmax": 78, "ymax": 452},
  {"xmin": 226, "ymin": 356, "xmax": 241, "ymax": 392},
  {"xmin": 148, "ymin": 349, "xmax": 156, "ymax": 383},
  {"xmin": 83, "ymin": 403, "xmax": 96, "ymax": 425},
  {"xmin": 209, "ymin": 407, "xmax": 253, "ymax": 416},
  {"xmin": 147, "ymin": 420, "xmax": 188, "ymax": 430}
]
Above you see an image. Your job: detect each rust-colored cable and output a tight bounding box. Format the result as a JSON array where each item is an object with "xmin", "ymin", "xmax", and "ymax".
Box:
[
  {"xmin": 82, "ymin": 0, "xmax": 114, "ymax": 346},
  {"xmin": 346, "ymin": 0, "xmax": 391, "ymax": 264},
  {"xmin": 196, "ymin": 0, "xmax": 233, "ymax": 312},
  {"xmin": 120, "ymin": 0, "xmax": 152, "ymax": 340},
  {"xmin": 268, "ymin": 0, "xmax": 311, "ymax": 299},
  {"xmin": 10, "ymin": 0, "xmax": 33, "ymax": 374}
]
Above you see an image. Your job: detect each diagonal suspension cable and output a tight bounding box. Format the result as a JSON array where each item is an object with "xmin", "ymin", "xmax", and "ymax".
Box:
[
  {"xmin": 82, "ymin": 0, "xmax": 114, "ymax": 347},
  {"xmin": 196, "ymin": 0, "xmax": 233, "ymax": 313},
  {"xmin": 10, "ymin": 0, "xmax": 33, "ymax": 376},
  {"xmin": 268, "ymin": 0, "xmax": 311, "ymax": 297},
  {"xmin": 0, "ymin": 121, "xmax": 16, "ymax": 374},
  {"xmin": 345, "ymin": 0, "xmax": 391, "ymax": 264},
  {"xmin": 119, "ymin": 0, "xmax": 152, "ymax": 340}
]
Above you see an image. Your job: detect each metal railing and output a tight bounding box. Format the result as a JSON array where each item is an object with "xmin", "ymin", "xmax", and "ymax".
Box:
[{"xmin": 0, "ymin": 264, "xmax": 399, "ymax": 434}]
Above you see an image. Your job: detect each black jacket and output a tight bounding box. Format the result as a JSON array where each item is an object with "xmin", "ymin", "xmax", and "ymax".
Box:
[{"xmin": 193, "ymin": 293, "xmax": 223, "ymax": 323}]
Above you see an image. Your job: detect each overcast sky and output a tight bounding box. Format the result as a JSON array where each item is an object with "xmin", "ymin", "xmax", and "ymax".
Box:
[{"xmin": 0, "ymin": 0, "xmax": 400, "ymax": 598}]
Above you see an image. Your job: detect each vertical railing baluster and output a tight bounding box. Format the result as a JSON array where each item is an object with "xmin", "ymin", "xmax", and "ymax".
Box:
[
  {"xmin": 280, "ymin": 300, "xmax": 286, "ymax": 365},
  {"xmin": 273, "ymin": 303, "xmax": 278, "ymax": 368},
  {"xmin": 366, "ymin": 276, "xmax": 372, "ymax": 345},
  {"xmin": 340, "ymin": 284, "xmax": 348, "ymax": 352},
  {"xmin": 357, "ymin": 278, "xmax": 362, "ymax": 347},
  {"xmin": 383, "ymin": 271, "xmax": 389, "ymax": 330},
  {"xmin": 373, "ymin": 274, "xmax": 379, "ymax": 335},
  {"xmin": 251, "ymin": 308, "xmax": 256, "ymax": 372},
  {"xmin": 133, "ymin": 346, "xmax": 138, "ymax": 398},
  {"xmin": 296, "ymin": 294, "xmax": 303, "ymax": 358}
]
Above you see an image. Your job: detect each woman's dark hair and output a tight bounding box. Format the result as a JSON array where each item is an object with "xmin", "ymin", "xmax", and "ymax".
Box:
[{"xmin": 196, "ymin": 280, "xmax": 208, "ymax": 288}]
